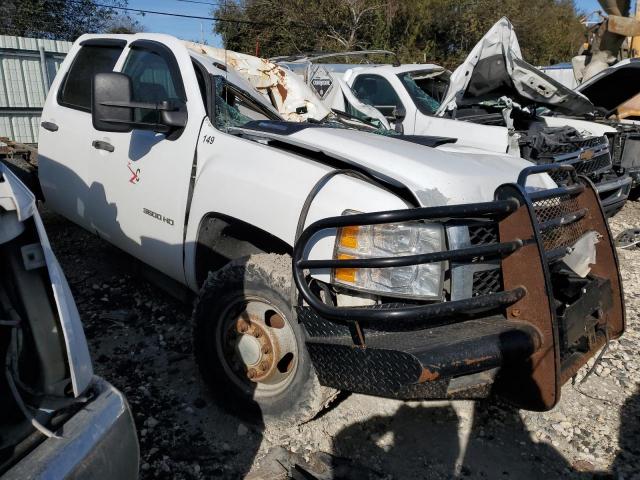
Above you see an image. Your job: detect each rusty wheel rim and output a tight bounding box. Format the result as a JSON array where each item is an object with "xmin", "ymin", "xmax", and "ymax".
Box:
[{"xmin": 215, "ymin": 296, "xmax": 298, "ymax": 398}]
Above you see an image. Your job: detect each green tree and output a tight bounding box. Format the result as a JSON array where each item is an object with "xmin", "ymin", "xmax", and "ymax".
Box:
[
  {"xmin": 104, "ymin": 14, "xmax": 144, "ymax": 34},
  {"xmin": 0, "ymin": 0, "xmax": 137, "ymax": 41},
  {"xmin": 214, "ymin": 0, "xmax": 388, "ymax": 56},
  {"xmin": 213, "ymin": 0, "xmax": 586, "ymax": 67}
]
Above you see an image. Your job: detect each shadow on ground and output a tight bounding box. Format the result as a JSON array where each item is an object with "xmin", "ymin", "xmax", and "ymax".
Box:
[{"xmin": 322, "ymin": 390, "xmax": 640, "ymax": 480}]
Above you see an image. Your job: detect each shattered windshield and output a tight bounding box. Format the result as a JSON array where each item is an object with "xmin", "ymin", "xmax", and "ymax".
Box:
[
  {"xmin": 214, "ymin": 76, "xmax": 281, "ymax": 130},
  {"xmin": 397, "ymin": 71, "xmax": 448, "ymax": 115}
]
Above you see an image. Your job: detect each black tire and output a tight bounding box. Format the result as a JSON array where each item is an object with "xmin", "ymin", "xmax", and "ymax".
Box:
[{"xmin": 193, "ymin": 253, "xmax": 337, "ymax": 428}]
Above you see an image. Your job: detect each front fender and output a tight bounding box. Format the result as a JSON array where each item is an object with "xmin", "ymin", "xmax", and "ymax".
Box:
[{"xmin": 184, "ymin": 130, "xmax": 408, "ymax": 289}]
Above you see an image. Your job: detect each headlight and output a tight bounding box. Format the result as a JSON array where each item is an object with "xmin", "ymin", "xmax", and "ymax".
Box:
[{"xmin": 332, "ymin": 211, "xmax": 445, "ymax": 300}]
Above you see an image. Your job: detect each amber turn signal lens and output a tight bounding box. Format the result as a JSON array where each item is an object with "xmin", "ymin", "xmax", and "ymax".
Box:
[
  {"xmin": 334, "ymin": 253, "xmax": 357, "ymax": 284},
  {"xmin": 338, "ymin": 225, "xmax": 359, "ymax": 250}
]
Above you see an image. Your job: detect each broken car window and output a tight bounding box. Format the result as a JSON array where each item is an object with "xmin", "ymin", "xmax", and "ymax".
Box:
[
  {"xmin": 398, "ymin": 72, "xmax": 442, "ymax": 115},
  {"xmin": 213, "ymin": 76, "xmax": 280, "ymax": 130}
]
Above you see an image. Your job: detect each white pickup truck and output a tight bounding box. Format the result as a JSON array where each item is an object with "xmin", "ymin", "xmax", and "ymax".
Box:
[{"xmin": 34, "ymin": 33, "xmax": 625, "ymax": 426}]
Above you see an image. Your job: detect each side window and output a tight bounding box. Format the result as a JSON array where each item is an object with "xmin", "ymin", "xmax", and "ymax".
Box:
[
  {"xmin": 122, "ymin": 47, "xmax": 185, "ymax": 122},
  {"xmin": 58, "ymin": 45, "xmax": 123, "ymax": 111},
  {"xmin": 351, "ymin": 74, "xmax": 403, "ymax": 117}
]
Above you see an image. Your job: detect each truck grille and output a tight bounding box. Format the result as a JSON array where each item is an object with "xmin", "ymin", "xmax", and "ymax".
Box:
[
  {"xmin": 569, "ymin": 136, "xmax": 607, "ymax": 149},
  {"xmin": 540, "ymin": 135, "xmax": 607, "ymax": 155},
  {"xmin": 549, "ymin": 150, "xmax": 612, "ymax": 184},
  {"xmin": 472, "ymin": 269, "xmax": 502, "ymax": 296},
  {"xmin": 533, "ymin": 195, "xmax": 587, "ymax": 252},
  {"xmin": 572, "ymin": 153, "xmax": 611, "ymax": 175},
  {"xmin": 468, "ymin": 223, "xmax": 498, "ymax": 245}
]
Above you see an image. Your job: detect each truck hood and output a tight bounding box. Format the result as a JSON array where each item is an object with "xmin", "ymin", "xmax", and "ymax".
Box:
[
  {"xmin": 244, "ymin": 125, "xmax": 555, "ymax": 205},
  {"xmin": 437, "ymin": 17, "xmax": 595, "ymax": 116},
  {"xmin": 576, "ymin": 58, "xmax": 640, "ymax": 114}
]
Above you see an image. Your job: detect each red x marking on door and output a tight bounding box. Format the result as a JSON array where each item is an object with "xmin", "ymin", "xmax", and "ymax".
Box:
[{"xmin": 127, "ymin": 162, "xmax": 140, "ymax": 184}]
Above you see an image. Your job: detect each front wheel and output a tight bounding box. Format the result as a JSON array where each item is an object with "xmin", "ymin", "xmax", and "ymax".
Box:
[{"xmin": 193, "ymin": 254, "xmax": 337, "ymax": 428}]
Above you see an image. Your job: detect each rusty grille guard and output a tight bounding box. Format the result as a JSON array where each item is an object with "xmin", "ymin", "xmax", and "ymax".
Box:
[
  {"xmin": 293, "ymin": 164, "xmax": 580, "ymax": 327},
  {"xmin": 293, "ymin": 198, "xmax": 525, "ymax": 327},
  {"xmin": 292, "ymin": 163, "xmax": 625, "ymax": 410}
]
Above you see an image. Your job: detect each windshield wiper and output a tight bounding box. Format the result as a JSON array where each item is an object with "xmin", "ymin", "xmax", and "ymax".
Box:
[{"xmin": 330, "ymin": 108, "xmax": 379, "ymax": 129}]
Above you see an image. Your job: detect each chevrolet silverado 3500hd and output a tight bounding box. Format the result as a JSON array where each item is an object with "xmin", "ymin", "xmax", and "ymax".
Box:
[{"xmin": 35, "ymin": 33, "xmax": 624, "ymax": 426}]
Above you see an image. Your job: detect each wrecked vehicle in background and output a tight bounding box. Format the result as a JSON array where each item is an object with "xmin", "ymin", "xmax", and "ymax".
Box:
[
  {"xmin": 437, "ymin": 17, "xmax": 633, "ymax": 216},
  {"xmin": 35, "ymin": 33, "xmax": 624, "ymax": 428},
  {"xmin": 0, "ymin": 164, "xmax": 139, "ymax": 479},
  {"xmin": 275, "ymin": 18, "xmax": 632, "ymax": 216},
  {"xmin": 543, "ymin": 58, "xmax": 640, "ymax": 190}
]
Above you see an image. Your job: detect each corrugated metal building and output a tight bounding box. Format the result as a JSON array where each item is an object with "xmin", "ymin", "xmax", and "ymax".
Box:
[{"xmin": 0, "ymin": 35, "xmax": 72, "ymax": 144}]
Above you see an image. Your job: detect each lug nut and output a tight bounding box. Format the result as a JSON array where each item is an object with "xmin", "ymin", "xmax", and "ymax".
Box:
[
  {"xmin": 261, "ymin": 345, "xmax": 270, "ymax": 354},
  {"xmin": 260, "ymin": 361, "xmax": 269, "ymax": 371},
  {"xmin": 247, "ymin": 369, "xmax": 257, "ymax": 379}
]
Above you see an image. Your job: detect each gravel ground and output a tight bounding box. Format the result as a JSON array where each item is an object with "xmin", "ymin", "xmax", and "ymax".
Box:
[{"xmin": 42, "ymin": 202, "xmax": 640, "ymax": 480}]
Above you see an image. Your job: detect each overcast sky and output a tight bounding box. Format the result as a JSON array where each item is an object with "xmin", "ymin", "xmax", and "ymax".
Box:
[{"xmin": 127, "ymin": 0, "xmax": 635, "ymax": 49}]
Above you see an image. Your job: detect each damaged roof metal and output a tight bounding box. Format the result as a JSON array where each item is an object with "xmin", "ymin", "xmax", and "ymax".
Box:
[{"xmin": 184, "ymin": 42, "xmax": 330, "ymax": 122}]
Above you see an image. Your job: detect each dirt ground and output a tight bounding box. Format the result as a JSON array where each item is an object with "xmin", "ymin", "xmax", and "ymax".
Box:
[{"xmin": 42, "ymin": 201, "xmax": 640, "ymax": 480}]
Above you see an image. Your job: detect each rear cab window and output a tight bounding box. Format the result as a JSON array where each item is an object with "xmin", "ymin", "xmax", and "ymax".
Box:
[{"xmin": 58, "ymin": 41, "xmax": 125, "ymax": 111}]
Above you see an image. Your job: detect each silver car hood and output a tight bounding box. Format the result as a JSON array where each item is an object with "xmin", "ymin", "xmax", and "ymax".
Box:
[
  {"xmin": 283, "ymin": 127, "xmax": 556, "ymax": 205},
  {"xmin": 437, "ymin": 17, "xmax": 595, "ymax": 116},
  {"xmin": 0, "ymin": 164, "xmax": 92, "ymax": 397}
]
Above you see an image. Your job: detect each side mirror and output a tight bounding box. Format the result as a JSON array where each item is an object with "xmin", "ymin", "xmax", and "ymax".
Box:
[
  {"xmin": 92, "ymin": 72, "xmax": 188, "ymax": 133},
  {"xmin": 92, "ymin": 72, "xmax": 133, "ymax": 133},
  {"xmin": 159, "ymin": 102, "xmax": 188, "ymax": 130}
]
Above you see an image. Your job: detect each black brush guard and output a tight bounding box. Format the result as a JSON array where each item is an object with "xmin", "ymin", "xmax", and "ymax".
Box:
[{"xmin": 292, "ymin": 164, "xmax": 625, "ymax": 411}]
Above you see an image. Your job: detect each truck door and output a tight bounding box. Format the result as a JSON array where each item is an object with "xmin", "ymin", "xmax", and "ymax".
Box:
[
  {"xmin": 88, "ymin": 39, "xmax": 205, "ymax": 283},
  {"xmin": 38, "ymin": 39, "xmax": 126, "ymax": 229}
]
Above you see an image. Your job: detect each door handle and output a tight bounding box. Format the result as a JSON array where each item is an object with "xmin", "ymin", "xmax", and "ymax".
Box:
[
  {"xmin": 92, "ymin": 140, "xmax": 114, "ymax": 153},
  {"xmin": 41, "ymin": 121, "xmax": 58, "ymax": 132}
]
